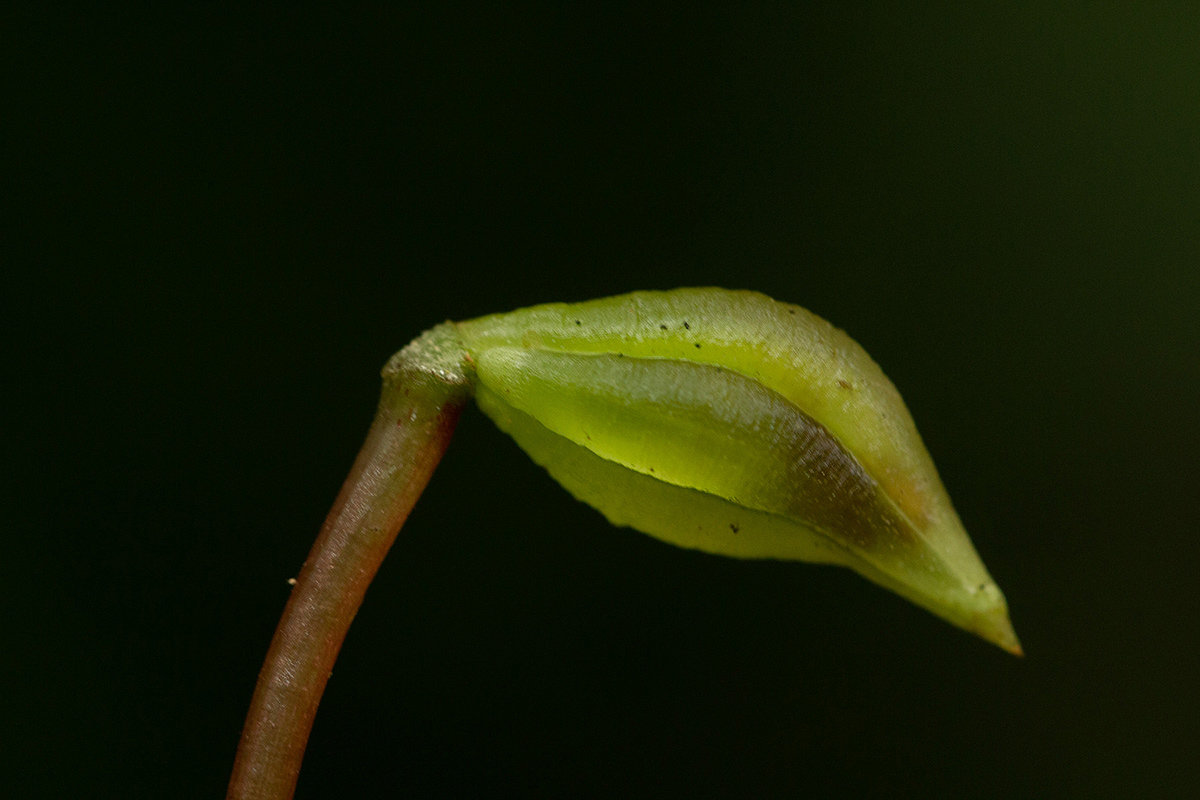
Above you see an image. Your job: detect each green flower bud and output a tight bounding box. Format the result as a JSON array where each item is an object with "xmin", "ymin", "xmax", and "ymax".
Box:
[{"xmin": 455, "ymin": 288, "xmax": 1020, "ymax": 654}]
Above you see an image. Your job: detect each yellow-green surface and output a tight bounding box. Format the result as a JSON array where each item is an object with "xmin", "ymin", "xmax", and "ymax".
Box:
[{"xmin": 457, "ymin": 288, "xmax": 1020, "ymax": 653}]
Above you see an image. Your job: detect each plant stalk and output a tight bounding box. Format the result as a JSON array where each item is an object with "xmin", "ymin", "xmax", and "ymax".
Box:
[{"xmin": 228, "ymin": 325, "xmax": 473, "ymax": 800}]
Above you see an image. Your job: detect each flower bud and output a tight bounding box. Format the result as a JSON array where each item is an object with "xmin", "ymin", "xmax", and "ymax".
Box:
[{"xmin": 455, "ymin": 288, "xmax": 1020, "ymax": 654}]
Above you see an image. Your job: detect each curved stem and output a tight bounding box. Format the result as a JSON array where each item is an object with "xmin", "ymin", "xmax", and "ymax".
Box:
[{"xmin": 228, "ymin": 325, "xmax": 473, "ymax": 800}]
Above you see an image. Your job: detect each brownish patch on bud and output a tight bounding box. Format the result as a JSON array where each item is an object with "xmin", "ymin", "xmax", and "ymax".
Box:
[{"xmin": 760, "ymin": 406, "xmax": 915, "ymax": 558}]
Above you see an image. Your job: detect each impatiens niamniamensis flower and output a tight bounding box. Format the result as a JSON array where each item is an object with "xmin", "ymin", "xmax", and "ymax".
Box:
[
  {"xmin": 455, "ymin": 288, "xmax": 1020, "ymax": 654},
  {"xmin": 230, "ymin": 287, "xmax": 1021, "ymax": 800}
]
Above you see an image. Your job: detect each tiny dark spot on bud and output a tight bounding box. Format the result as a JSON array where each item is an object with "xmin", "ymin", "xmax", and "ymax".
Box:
[
  {"xmin": 788, "ymin": 309, "xmax": 796, "ymax": 315},
  {"xmin": 695, "ymin": 343, "xmax": 701, "ymax": 348},
  {"xmin": 683, "ymin": 321, "xmax": 690, "ymax": 330},
  {"xmin": 837, "ymin": 379, "xmax": 853, "ymax": 390},
  {"xmin": 660, "ymin": 324, "xmax": 668, "ymax": 330},
  {"xmin": 575, "ymin": 320, "xmax": 581, "ymax": 325},
  {"xmin": 730, "ymin": 523, "xmax": 740, "ymax": 533},
  {"xmin": 648, "ymin": 467, "xmax": 654, "ymax": 472}
]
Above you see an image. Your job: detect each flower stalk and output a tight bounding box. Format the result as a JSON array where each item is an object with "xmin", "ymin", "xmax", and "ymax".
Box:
[{"xmin": 227, "ymin": 324, "xmax": 473, "ymax": 800}]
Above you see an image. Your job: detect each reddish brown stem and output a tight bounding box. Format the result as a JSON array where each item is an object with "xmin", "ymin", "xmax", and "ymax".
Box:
[{"xmin": 228, "ymin": 326, "xmax": 473, "ymax": 800}]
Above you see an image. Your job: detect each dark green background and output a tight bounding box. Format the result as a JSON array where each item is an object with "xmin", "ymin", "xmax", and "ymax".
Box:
[{"xmin": 8, "ymin": 3, "xmax": 1198, "ymax": 797}]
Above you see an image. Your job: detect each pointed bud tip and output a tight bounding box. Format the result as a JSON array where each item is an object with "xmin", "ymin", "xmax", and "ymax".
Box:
[{"xmin": 974, "ymin": 605, "xmax": 1023, "ymax": 657}]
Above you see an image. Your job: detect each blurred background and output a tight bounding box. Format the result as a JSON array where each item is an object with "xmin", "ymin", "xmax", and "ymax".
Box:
[{"xmin": 7, "ymin": 3, "xmax": 1198, "ymax": 797}]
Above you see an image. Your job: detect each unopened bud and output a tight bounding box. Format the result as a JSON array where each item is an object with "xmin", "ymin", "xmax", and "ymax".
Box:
[{"xmin": 456, "ymin": 288, "xmax": 1020, "ymax": 654}]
